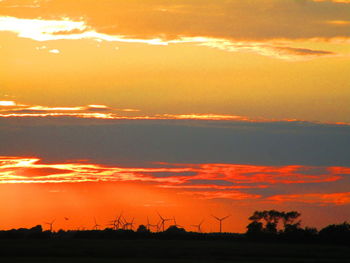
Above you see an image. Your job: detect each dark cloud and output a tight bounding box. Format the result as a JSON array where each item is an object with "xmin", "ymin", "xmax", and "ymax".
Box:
[
  {"xmin": 0, "ymin": 118, "xmax": 349, "ymax": 166},
  {"xmin": 273, "ymin": 46, "xmax": 336, "ymax": 56},
  {"xmin": 181, "ymin": 179, "xmax": 235, "ymax": 186}
]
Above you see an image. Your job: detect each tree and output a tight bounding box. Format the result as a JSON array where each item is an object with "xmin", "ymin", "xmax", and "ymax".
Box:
[
  {"xmin": 164, "ymin": 225, "xmax": 186, "ymax": 234},
  {"xmin": 246, "ymin": 221, "xmax": 263, "ymax": 235},
  {"xmin": 136, "ymin": 225, "xmax": 150, "ymax": 233},
  {"xmin": 246, "ymin": 210, "xmax": 302, "ymax": 235},
  {"xmin": 319, "ymin": 222, "xmax": 350, "ymax": 242}
]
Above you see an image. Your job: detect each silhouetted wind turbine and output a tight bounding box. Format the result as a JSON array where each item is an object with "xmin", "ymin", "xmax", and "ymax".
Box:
[
  {"xmin": 116, "ymin": 213, "xmax": 124, "ymax": 230},
  {"xmin": 123, "ymin": 217, "xmax": 135, "ymax": 230},
  {"xmin": 157, "ymin": 212, "xmax": 172, "ymax": 232},
  {"xmin": 93, "ymin": 217, "xmax": 100, "ymax": 230},
  {"xmin": 146, "ymin": 216, "xmax": 158, "ymax": 231},
  {"xmin": 45, "ymin": 219, "xmax": 55, "ymax": 232},
  {"xmin": 107, "ymin": 219, "xmax": 117, "ymax": 229},
  {"xmin": 212, "ymin": 215, "xmax": 230, "ymax": 233},
  {"xmin": 108, "ymin": 213, "xmax": 123, "ymax": 230},
  {"xmin": 191, "ymin": 219, "xmax": 204, "ymax": 233}
]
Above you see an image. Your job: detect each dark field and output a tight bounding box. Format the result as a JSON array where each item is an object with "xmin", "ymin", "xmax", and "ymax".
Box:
[{"xmin": 0, "ymin": 239, "xmax": 349, "ymax": 263}]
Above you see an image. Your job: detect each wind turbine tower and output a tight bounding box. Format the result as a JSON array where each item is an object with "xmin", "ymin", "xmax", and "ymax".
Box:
[
  {"xmin": 157, "ymin": 212, "xmax": 172, "ymax": 232},
  {"xmin": 45, "ymin": 219, "xmax": 56, "ymax": 232},
  {"xmin": 93, "ymin": 217, "xmax": 101, "ymax": 230},
  {"xmin": 191, "ymin": 219, "xmax": 204, "ymax": 233},
  {"xmin": 212, "ymin": 215, "xmax": 230, "ymax": 233}
]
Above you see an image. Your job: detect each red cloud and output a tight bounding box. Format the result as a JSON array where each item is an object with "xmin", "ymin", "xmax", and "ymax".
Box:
[
  {"xmin": 267, "ymin": 192, "xmax": 350, "ymax": 205},
  {"xmin": 1, "ymin": 156, "xmax": 349, "ymax": 204}
]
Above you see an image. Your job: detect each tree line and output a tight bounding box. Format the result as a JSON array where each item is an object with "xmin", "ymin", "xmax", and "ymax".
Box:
[{"xmin": 0, "ymin": 210, "xmax": 348, "ymax": 245}]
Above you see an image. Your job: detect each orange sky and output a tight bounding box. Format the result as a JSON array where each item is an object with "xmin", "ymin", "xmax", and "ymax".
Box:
[{"xmin": 0, "ymin": 0, "xmax": 349, "ymax": 232}]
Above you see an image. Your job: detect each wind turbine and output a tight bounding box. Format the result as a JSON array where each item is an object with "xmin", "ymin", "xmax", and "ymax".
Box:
[
  {"xmin": 93, "ymin": 217, "xmax": 101, "ymax": 230},
  {"xmin": 115, "ymin": 213, "xmax": 124, "ymax": 230},
  {"xmin": 108, "ymin": 213, "xmax": 124, "ymax": 230},
  {"xmin": 191, "ymin": 219, "xmax": 204, "ymax": 233},
  {"xmin": 146, "ymin": 217, "xmax": 158, "ymax": 232},
  {"xmin": 107, "ymin": 219, "xmax": 117, "ymax": 229},
  {"xmin": 157, "ymin": 212, "xmax": 172, "ymax": 232},
  {"xmin": 212, "ymin": 215, "xmax": 230, "ymax": 233},
  {"xmin": 45, "ymin": 219, "xmax": 55, "ymax": 232},
  {"xmin": 123, "ymin": 217, "xmax": 135, "ymax": 230}
]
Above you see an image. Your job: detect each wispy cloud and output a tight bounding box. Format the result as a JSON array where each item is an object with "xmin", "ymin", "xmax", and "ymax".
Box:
[
  {"xmin": 0, "ymin": 100, "xmax": 16, "ymax": 106},
  {"xmin": 2, "ymin": 100, "xmax": 349, "ymax": 125},
  {"xmin": 196, "ymin": 38, "xmax": 337, "ymax": 61},
  {"xmin": 0, "ymin": 16, "xmax": 170, "ymax": 44},
  {"xmin": 267, "ymin": 192, "xmax": 350, "ymax": 205},
  {"xmin": 1, "ymin": 156, "xmax": 350, "ymax": 205},
  {"xmin": 0, "ymin": 101, "xmax": 142, "ymax": 119},
  {"xmin": 0, "ymin": 16, "xmax": 341, "ymax": 60}
]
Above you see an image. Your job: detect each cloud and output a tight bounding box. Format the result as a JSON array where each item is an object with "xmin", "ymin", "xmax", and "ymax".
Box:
[
  {"xmin": 198, "ymin": 38, "xmax": 337, "ymax": 60},
  {"xmin": 0, "ymin": 16, "xmax": 87, "ymax": 41},
  {"xmin": 326, "ymin": 20, "xmax": 350, "ymax": 25},
  {"xmin": 1, "ymin": 115, "xmax": 350, "ymax": 167},
  {"xmin": 0, "ymin": 15, "xmax": 339, "ymax": 60},
  {"xmin": 48, "ymin": 48, "xmax": 60, "ymax": 53},
  {"xmin": 0, "ymin": 100, "xmax": 139, "ymax": 119},
  {"xmin": 2, "ymin": 0, "xmax": 348, "ymax": 40},
  {"xmin": 179, "ymin": 190, "xmax": 262, "ymax": 201},
  {"xmin": 1, "ymin": 156, "xmax": 349, "ymax": 205},
  {"xmin": 0, "ymin": 16, "xmax": 170, "ymax": 44},
  {"xmin": 2, "ymin": 0, "xmax": 349, "ymax": 61},
  {"xmin": 267, "ymin": 192, "xmax": 350, "ymax": 205},
  {"xmin": 0, "ymin": 101, "xmax": 16, "ymax": 106},
  {"xmin": 313, "ymin": 0, "xmax": 350, "ymax": 3},
  {"xmin": 1, "ymin": 100, "xmax": 349, "ymax": 124}
]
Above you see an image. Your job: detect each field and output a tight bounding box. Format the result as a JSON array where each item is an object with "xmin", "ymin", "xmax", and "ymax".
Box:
[{"xmin": 0, "ymin": 239, "xmax": 349, "ymax": 263}]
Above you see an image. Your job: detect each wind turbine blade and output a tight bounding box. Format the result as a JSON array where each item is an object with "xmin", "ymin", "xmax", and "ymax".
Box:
[
  {"xmin": 222, "ymin": 215, "xmax": 231, "ymax": 220},
  {"xmin": 157, "ymin": 211, "xmax": 164, "ymax": 220},
  {"xmin": 211, "ymin": 215, "xmax": 220, "ymax": 220}
]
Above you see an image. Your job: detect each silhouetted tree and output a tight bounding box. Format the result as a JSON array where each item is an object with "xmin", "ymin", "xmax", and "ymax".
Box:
[
  {"xmin": 284, "ymin": 222, "xmax": 301, "ymax": 233},
  {"xmin": 265, "ymin": 222, "xmax": 278, "ymax": 234},
  {"xmin": 248, "ymin": 211, "xmax": 264, "ymax": 222},
  {"xmin": 165, "ymin": 225, "xmax": 186, "ymax": 234},
  {"xmin": 303, "ymin": 227, "xmax": 318, "ymax": 236},
  {"xmin": 137, "ymin": 225, "xmax": 150, "ymax": 233},
  {"xmin": 246, "ymin": 221, "xmax": 263, "ymax": 235},
  {"xmin": 282, "ymin": 211, "xmax": 301, "ymax": 229},
  {"xmin": 246, "ymin": 210, "xmax": 303, "ymax": 235},
  {"xmin": 319, "ymin": 222, "xmax": 350, "ymax": 243}
]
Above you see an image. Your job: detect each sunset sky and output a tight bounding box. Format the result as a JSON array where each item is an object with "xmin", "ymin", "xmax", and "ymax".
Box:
[{"xmin": 0, "ymin": 0, "xmax": 349, "ymax": 233}]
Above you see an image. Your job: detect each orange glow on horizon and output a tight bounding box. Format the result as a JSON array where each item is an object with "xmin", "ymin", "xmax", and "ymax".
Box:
[{"xmin": 0, "ymin": 156, "xmax": 349, "ymax": 233}]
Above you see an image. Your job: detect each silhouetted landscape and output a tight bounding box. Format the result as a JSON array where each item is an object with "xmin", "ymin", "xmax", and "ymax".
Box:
[{"xmin": 0, "ymin": 210, "xmax": 349, "ymax": 262}]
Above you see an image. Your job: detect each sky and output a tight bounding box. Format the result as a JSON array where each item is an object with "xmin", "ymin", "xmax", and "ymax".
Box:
[{"xmin": 0, "ymin": 0, "xmax": 349, "ymax": 233}]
